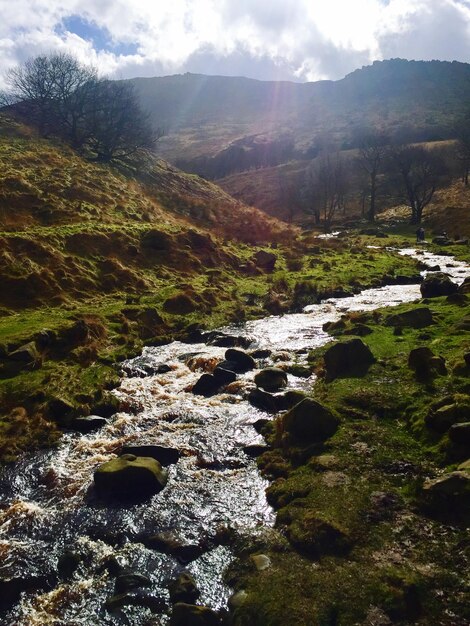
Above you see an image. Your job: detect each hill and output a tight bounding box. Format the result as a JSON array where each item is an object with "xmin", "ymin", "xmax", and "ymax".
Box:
[{"xmin": 133, "ymin": 59, "xmax": 470, "ymax": 177}]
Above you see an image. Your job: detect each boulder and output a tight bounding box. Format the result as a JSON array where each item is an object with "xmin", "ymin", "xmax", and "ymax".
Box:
[
  {"xmin": 324, "ymin": 338, "xmax": 375, "ymax": 381},
  {"xmin": 425, "ymin": 403, "xmax": 470, "ymax": 433},
  {"xmin": 168, "ymin": 572, "xmax": 200, "ymax": 604},
  {"xmin": 115, "ymin": 572, "xmax": 152, "ymax": 594},
  {"xmin": 192, "ymin": 374, "xmax": 220, "ymax": 397},
  {"xmin": 94, "ymin": 454, "xmax": 168, "ymax": 499},
  {"xmin": 141, "ymin": 531, "xmax": 204, "ymax": 564},
  {"xmin": 243, "ymin": 444, "xmax": 271, "ymax": 457},
  {"xmin": 223, "ymin": 349, "xmax": 256, "ymax": 373},
  {"xmin": 385, "ymin": 307, "xmax": 434, "ymax": 329},
  {"xmin": 421, "ymin": 471, "xmax": 470, "ymax": 515},
  {"xmin": 286, "ymin": 512, "xmax": 351, "ymax": 558},
  {"xmin": 170, "ymin": 603, "xmax": 221, "ymax": 626},
  {"xmin": 408, "ymin": 347, "xmax": 446, "ymax": 381},
  {"xmin": 420, "ymin": 273, "xmax": 458, "ymax": 298},
  {"xmin": 212, "ymin": 367, "xmax": 237, "ymax": 385},
  {"xmin": 448, "ymin": 422, "xmax": 470, "ymax": 446},
  {"xmin": 252, "ymin": 250, "xmax": 276, "ymax": 272},
  {"xmin": 431, "ymin": 236, "xmax": 450, "ymax": 245},
  {"xmin": 120, "ymin": 445, "xmax": 180, "ymax": 466},
  {"xmin": 254, "ymin": 367, "xmax": 288, "ymax": 392},
  {"xmin": 281, "ymin": 398, "xmax": 340, "ymax": 443},
  {"xmin": 458, "ymin": 277, "xmax": 470, "ymax": 294},
  {"xmin": 105, "ymin": 591, "xmax": 165, "ymax": 613},
  {"xmin": 248, "ymin": 388, "xmax": 280, "ymax": 413},
  {"xmin": 71, "ymin": 415, "xmax": 108, "ymax": 434},
  {"xmin": 203, "ymin": 331, "xmax": 252, "ymax": 349}
]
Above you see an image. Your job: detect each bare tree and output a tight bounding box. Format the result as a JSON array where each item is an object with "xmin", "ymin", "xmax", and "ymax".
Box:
[
  {"xmin": 3, "ymin": 53, "xmax": 160, "ymax": 164},
  {"xmin": 305, "ymin": 152, "xmax": 348, "ymax": 230},
  {"xmin": 356, "ymin": 129, "xmax": 389, "ymax": 222},
  {"xmin": 454, "ymin": 112, "xmax": 470, "ymax": 186},
  {"xmin": 390, "ymin": 145, "xmax": 445, "ymax": 224},
  {"xmin": 85, "ymin": 80, "xmax": 161, "ymax": 163}
]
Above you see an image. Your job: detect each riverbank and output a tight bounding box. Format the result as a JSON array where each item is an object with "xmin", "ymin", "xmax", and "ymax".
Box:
[
  {"xmin": 228, "ymin": 260, "xmax": 470, "ymax": 625},
  {"xmin": 0, "ymin": 229, "xmax": 426, "ymax": 462}
]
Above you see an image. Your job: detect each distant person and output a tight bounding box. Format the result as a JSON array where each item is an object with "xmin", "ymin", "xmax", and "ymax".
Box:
[{"xmin": 416, "ymin": 227, "xmax": 425, "ymax": 243}]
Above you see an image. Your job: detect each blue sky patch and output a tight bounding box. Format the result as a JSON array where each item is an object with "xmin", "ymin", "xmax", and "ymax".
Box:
[{"xmin": 59, "ymin": 15, "xmax": 138, "ymax": 56}]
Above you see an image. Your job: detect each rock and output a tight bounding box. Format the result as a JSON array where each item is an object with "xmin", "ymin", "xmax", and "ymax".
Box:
[
  {"xmin": 408, "ymin": 347, "xmax": 446, "ymax": 381},
  {"xmin": 0, "ymin": 575, "xmax": 54, "ymax": 611},
  {"xmin": 248, "ymin": 388, "xmax": 280, "ymax": 413},
  {"xmin": 281, "ymin": 390, "xmax": 308, "ymax": 410},
  {"xmin": 425, "ymin": 403, "xmax": 470, "ymax": 433},
  {"xmin": 420, "ymin": 272, "xmax": 458, "ymax": 298},
  {"xmin": 45, "ymin": 397, "xmax": 76, "ymax": 421},
  {"xmin": 105, "ymin": 591, "xmax": 165, "ymax": 613},
  {"xmin": 254, "ymin": 367, "xmax": 288, "ymax": 392},
  {"xmin": 203, "ymin": 332, "xmax": 252, "ymax": 349},
  {"xmin": 458, "ymin": 277, "xmax": 470, "ymax": 294},
  {"xmin": 224, "ymin": 349, "xmax": 256, "ymax": 373},
  {"xmin": 343, "ymin": 324, "xmax": 373, "ymax": 337},
  {"xmin": 250, "ymin": 554, "xmax": 271, "ymax": 571},
  {"xmin": 286, "ymin": 512, "xmax": 351, "ymax": 558},
  {"xmin": 120, "ymin": 445, "xmax": 180, "ymax": 466},
  {"xmin": 324, "ymin": 338, "xmax": 375, "ymax": 381},
  {"xmin": 385, "ymin": 307, "xmax": 434, "ymax": 329},
  {"xmin": 9, "ymin": 341, "xmax": 43, "ymax": 370},
  {"xmin": 94, "ymin": 454, "xmax": 168, "ymax": 500},
  {"xmin": 58, "ymin": 550, "xmax": 81, "ymax": 580},
  {"xmin": 421, "ymin": 471, "xmax": 470, "ymax": 515},
  {"xmin": 115, "ymin": 572, "xmax": 152, "ymax": 594},
  {"xmin": 71, "ymin": 415, "xmax": 108, "ymax": 434},
  {"xmin": 142, "ymin": 532, "xmax": 204, "ymax": 563},
  {"xmin": 228, "ymin": 590, "xmax": 249, "ymax": 610},
  {"xmin": 448, "ymin": 422, "xmax": 470, "ymax": 446},
  {"xmin": 286, "ymin": 363, "xmax": 312, "ymax": 377},
  {"xmin": 168, "ymin": 572, "xmax": 200, "ymax": 604},
  {"xmin": 243, "ymin": 444, "xmax": 271, "ymax": 457},
  {"xmin": 447, "ymin": 293, "xmax": 468, "ymax": 305},
  {"xmin": 432, "ymin": 236, "xmax": 451, "ymax": 245},
  {"xmin": 170, "ymin": 603, "xmax": 221, "ymax": 626},
  {"xmin": 192, "ymin": 373, "xmax": 220, "ymax": 397},
  {"xmin": 212, "ymin": 367, "xmax": 237, "ymax": 385},
  {"xmin": 252, "ymin": 250, "xmax": 276, "ymax": 272},
  {"xmin": 359, "ymin": 228, "xmax": 388, "ymax": 237},
  {"xmin": 458, "ymin": 459, "xmax": 470, "ymax": 471},
  {"xmin": 281, "ymin": 398, "xmax": 340, "ymax": 443},
  {"xmin": 250, "ymin": 349, "xmax": 272, "ymax": 359}
]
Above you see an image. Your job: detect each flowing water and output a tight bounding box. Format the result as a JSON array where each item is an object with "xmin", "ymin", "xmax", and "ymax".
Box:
[{"xmin": 0, "ymin": 247, "xmax": 468, "ymax": 625}]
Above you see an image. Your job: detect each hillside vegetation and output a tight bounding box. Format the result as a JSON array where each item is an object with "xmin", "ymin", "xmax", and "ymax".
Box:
[{"xmin": 0, "ymin": 114, "xmax": 430, "ymax": 462}]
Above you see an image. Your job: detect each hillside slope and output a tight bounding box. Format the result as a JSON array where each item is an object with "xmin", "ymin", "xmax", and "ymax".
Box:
[{"xmin": 134, "ymin": 59, "xmax": 470, "ymax": 173}]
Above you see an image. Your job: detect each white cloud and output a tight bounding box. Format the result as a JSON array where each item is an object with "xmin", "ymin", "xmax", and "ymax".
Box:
[{"xmin": 0, "ymin": 0, "xmax": 469, "ymax": 87}]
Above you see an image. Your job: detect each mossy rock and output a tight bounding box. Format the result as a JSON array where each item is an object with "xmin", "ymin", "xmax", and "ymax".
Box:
[
  {"xmin": 170, "ymin": 602, "xmax": 221, "ymax": 626},
  {"xmin": 94, "ymin": 454, "xmax": 168, "ymax": 500},
  {"xmin": 254, "ymin": 367, "xmax": 288, "ymax": 392},
  {"xmin": 324, "ymin": 338, "xmax": 375, "ymax": 381},
  {"xmin": 420, "ymin": 273, "xmax": 458, "ymax": 298},
  {"xmin": 285, "ymin": 511, "xmax": 351, "ymax": 558},
  {"xmin": 385, "ymin": 307, "xmax": 434, "ymax": 329},
  {"xmin": 281, "ymin": 398, "xmax": 340, "ymax": 443}
]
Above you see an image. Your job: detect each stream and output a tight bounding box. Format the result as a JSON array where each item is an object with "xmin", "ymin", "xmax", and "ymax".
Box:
[{"xmin": 0, "ymin": 247, "xmax": 468, "ymax": 625}]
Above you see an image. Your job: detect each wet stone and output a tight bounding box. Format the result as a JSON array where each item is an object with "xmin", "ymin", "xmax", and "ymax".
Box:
[
  {"xmin": 254, "ymin": 367, "xmax": 288, "ymax": 392},
  {"xmin": 224, "ymin": 348, "xmax": 256, "ymax": 372},
  {"xmin": 192, "ymin": 373, "xmax": 220, "ymax": 397},
  {"xmin": 248, "ymin": 388, "xmax": 280, "ymax": 413},
  {"xmin": 71, "ymin": 415, "xmax": 108, "ymax": 434},
  {"xmin": 168, "ymin": 572, "xmax": 200, "ymax": 604},
  {"xmin": 120, "ymin": 444, "xmax": 180, "ymax": 466},
  {"xmin": 213, "ymin": 366, "xmax": 237, "ymax": 385},
  {"xmin": 243, "ymin": 444, "xmax": 271, "ymax": 457},
  {"xmin": 57, "ymin": 550, "xmax": 81, "ymax": 580},
  {"xmin": 105, "ymin": 590, "xmax": 166, "ymax": 613},
  {"xmin": 115, "ymin": 572, "xmax": 152, "ymax": 594},
  {"xmin": 170, "ymin": 602, "xmax": 221, "ymax": 626},
  {"xmin": 93, "ymin": 454, "xmax": 168, "ymax": 500},
  {"xmin": 141, "ymin": 531, "xmax": 205, "ymax": 564}
]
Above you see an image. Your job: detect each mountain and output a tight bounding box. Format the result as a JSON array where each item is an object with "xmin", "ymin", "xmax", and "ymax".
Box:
[{"xmin": 132, "ymin": 59, "xmax": 470, "ymax": 179}]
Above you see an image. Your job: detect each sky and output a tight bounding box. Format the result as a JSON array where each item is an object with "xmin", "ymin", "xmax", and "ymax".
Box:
[{"xmin": 0, "ymin": 0, "xmax": 470, "ymax": 87}]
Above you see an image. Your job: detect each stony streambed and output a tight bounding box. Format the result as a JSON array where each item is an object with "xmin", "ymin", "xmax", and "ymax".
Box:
[{"xmin": 0, "ymin": 247, "xmax": 468, "ymax": 625}]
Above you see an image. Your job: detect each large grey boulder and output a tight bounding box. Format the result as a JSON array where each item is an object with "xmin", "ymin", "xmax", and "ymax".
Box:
[{"xmin": 94, "ymin": 454, "xmax": 167, "ymax": 499}]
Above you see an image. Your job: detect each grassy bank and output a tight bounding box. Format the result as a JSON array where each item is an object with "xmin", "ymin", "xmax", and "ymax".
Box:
[{"xmin": 228, "ymin": 283, "xmax": 470, "ymax": 625}]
